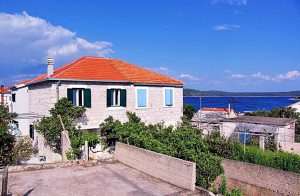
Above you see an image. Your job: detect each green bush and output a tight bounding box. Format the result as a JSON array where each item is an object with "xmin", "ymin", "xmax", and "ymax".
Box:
[
  {"xmin": 100, "ymin": 114, "xmax": 223, "ymax": 189},
  {"xmin": 205, "ymin": 133, "xmax": 300, "ymax": 173}
]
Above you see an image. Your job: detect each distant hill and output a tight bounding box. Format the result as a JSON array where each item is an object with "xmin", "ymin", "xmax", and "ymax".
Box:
[{"xmin": 183, "ymin": 88, "xmax": 300, "ymax": 97}]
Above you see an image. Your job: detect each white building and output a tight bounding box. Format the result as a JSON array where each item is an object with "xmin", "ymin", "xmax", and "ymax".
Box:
[
  {"xmin": 220, "ymin": 116, "xmax": 296, "ymax": 151},
  {"xmin": 191, "ymin": 107, "xmax": 237, "ymax": 135},
  {"xmin": 12, "ymin": 56, "xmax": 183, "ymax": 139},
  {"xmin": 287, "ymin": 101, "xmax": 300, "ymax": 113}
]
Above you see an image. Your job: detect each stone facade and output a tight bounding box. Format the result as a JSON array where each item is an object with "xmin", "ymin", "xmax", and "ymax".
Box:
[
  {"xmin": 28, "ymin": 81, "xmax": 183, "ymax": 129},
  {"xmin": 214, "ymin": 159, "xmax": 300, "ymax": 196}
]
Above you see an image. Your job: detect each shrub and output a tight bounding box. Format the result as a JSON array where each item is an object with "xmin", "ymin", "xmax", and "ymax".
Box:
[
  {"xmin": 100, "ymin": 113, "xmax": 224, "ymax": 189},
  {"xmin": 205, "ymin": 133, "xmax": 300, "ymax": 173}
]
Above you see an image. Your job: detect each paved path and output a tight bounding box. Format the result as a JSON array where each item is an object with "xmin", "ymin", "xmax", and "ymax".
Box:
[{"xmin": 5, "ymin": 162, "xmax": 195, "ymax": 196}]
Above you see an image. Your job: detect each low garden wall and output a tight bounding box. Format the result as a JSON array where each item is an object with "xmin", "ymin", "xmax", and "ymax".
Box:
[
  {"xmin": 115, "ymin": 142, "xmax": 196, "ymax": 191},
  {"xmin": 216, "ymin": 159, "xmax": 300, "ymax": 195}
]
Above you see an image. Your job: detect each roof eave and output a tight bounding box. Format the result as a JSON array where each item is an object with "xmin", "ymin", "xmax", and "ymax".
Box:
[
  {"xmin": 26, "ymin": 78, "xmax": 184, "ymax": 87},
  {"xmin": 134, "ymin": 82, "xmax": 183, "ymax": 87}
]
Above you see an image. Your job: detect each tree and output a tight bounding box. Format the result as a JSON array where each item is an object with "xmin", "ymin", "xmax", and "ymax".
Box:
[
  {"xmin": 36, "ymin": 98, "xmax": 86, "ymax": 152},
  {"xmin": 0, "ymin": 105, "xmax": 16, "ymax": 165},
  {"xmin": 183, "ymin": 104, "xmax": 197, "ymax": 121}
]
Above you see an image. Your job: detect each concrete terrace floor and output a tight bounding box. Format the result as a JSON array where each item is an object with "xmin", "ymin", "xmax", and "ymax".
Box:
[{"xmin": 4, "ymin": 162, "xmax": 196, "ymax": 196}]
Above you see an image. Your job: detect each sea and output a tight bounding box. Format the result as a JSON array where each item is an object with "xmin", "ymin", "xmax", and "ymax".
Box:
[{"xmin": 183, "ymin": 96, "xmax": 299, "ymax": 113}]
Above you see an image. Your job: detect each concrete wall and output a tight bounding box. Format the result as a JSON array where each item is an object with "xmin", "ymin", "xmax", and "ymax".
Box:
[
  {"xmin": 29, "ymin": 81, "xmax": 183, "ymax": 128},
  {"xmin": 115, "ymin": 142, "xmax": 196, "ymax": 191},
  {"xmin": 216, "ymin": 159, "xmax": 300, "ymax": 195}
]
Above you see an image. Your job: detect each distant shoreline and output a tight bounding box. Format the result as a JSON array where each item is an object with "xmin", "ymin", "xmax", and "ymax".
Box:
[{"xmin": 183, "ymin": 96, "xmax": 295, "ymax": 98}]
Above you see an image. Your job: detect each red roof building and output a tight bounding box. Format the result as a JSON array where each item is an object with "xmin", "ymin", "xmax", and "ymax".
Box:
[{"xmin": 21, "ymin": 56, "xmax": 183, "ymax": 86}]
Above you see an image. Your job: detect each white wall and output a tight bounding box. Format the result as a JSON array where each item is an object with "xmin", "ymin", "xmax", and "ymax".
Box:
[
  {"xmin": 220, "ymin": 121, "xmax": 295, "ymax": 152},
  {"xmin": 11, "ymin": 86, "xmax": 31, "ymax": 136},
  {"xmin": 290, "ymin": 101, "xmax": 300, "ymax": 113}
]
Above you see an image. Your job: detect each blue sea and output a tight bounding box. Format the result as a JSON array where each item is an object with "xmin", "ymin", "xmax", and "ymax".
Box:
[{"xmin": 183, "ymin": 96, "xmax": 298, "ymax": 113}]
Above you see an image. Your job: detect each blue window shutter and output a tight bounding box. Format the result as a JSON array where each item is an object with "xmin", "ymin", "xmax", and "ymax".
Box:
[
  {"xmin": 165, "ymin": 89, "xmax": 173, "ymax": 106},
  {"xmin": 137, "ymin": 89, "xmax": 147, "ymax": 107}
]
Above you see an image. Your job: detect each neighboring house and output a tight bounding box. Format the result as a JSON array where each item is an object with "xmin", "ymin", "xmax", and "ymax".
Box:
[
  {"xmin": 11, "ymin": 56, "xmax": 183, "ymax": 139},
  {"xmin": 220, "ymin": 116, "xmax": 296, "ymax": 151},
  {"xmin": 0, "ymin": 86, "xmax": 12, "ymax": 112},
  {"xmin": 287, "ymin": 101, "xmax": 300, "ymax": 113},
  {"xmin": 191, "ymin": 107, "xmax": 237, "ymax": 135}
]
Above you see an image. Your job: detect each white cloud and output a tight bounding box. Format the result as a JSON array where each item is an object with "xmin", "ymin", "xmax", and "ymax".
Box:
[
  {"xmin": 276, "ymin": 71, "xmax": 300, "ymax": 80},
  {"xmin": 158, "ymin": 67, "xmax": 170, "ymax": 71},
  {"xmin": 0, "ymin": 12, "xmax": 113, "ymax": 67},
  {"xmin": 214, "ymin": 24, "xmax": 240, "ymax": 31},
  {"xmin": 177, "ymin": 73, "xmax": 201, "ymax": 81},
  {"xmin": 231, "ymin": 73, "xmax": 247, "ymax": 78},
  {"xmin": 212, "ymin": 0, "xmax": 248, "ymax": 5},
  {"xmin": 224, "ymin": 70, "xmax": 232, "ymax": 73},
  {"xmin": 10, "ymin": 73, "xmax": 40, "ymax": 83},
  {"xmin": 229, "ymin": 70, "xmax": 300, "ymax": 82},
  {"xmin": 251, "ymin": 72, "xmax": 276, "ymax": 81}
]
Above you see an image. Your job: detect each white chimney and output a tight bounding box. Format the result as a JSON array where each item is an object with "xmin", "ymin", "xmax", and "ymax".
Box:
[{"xmin": 47, "ymin": 57, "xmax": 54, "ymax": 77}]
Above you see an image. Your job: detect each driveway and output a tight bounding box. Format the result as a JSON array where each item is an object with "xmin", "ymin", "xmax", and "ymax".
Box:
[{"xmin": 4, "ymin": 162, "xmax": 195, "ymax": 196}]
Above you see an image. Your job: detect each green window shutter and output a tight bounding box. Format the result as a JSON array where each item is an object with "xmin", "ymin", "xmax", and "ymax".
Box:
[
  {"xmin": 84, "ymin": 88, "xmax": 91, "ymax": 108},
  {"xmin": 67, "ymin": 88, "xmax": 73, "ymax": 103},
  {"xmin": 120, "ymin": 89, "xmax": 127, "ymax": 107},
  {"xmin": 107, "ymin": 89, "xmax": 112, "ymax": 107}
]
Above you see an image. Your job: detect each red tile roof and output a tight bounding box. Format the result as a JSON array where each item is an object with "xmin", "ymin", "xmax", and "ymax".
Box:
[
  {"xmin": 0, "ymin": 87, "xmax": 11, "ymax": 93},
  {"xmin": 22, "ymin": 57, "xmax": 183, "ymax": 86},
  {"xmin": 201, "ymin": 107, "xmax": 233, "ymax": 112}
]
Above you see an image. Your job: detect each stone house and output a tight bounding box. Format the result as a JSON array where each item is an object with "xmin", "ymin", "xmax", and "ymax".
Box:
[
  {"xmin": 191, "ymin": 107, "xmax": 237, "ymax": 135},
  {"xmin": 11, "ymin": 56, "xmax": 183, "ymax": 139},
  {"xmin": 220, "ymin": 116, "xmax": 296, "ymax": 151}
]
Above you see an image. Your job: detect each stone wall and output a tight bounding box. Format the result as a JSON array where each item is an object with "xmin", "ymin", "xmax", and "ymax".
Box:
[
  {"xmin": 29, "ymin": 81, "xmax": 183, "ymax": 129},
  {"xmin": 216, "ymin": 159, "xmax": 300, "ymax": 195},
  {"xmin": 115, "ymin": 142, "xmax": 196, "ymax": 191}
]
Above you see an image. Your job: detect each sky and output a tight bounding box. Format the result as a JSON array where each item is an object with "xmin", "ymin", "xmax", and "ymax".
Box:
[{"xmin": 0, "ymin": 0, "xmax": 299, "ymax": 92}]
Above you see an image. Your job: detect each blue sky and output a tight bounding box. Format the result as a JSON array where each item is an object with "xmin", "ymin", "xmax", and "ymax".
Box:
[{"xmin": 0, "ymin": 0, "xmax": 299, "ymax": 92}]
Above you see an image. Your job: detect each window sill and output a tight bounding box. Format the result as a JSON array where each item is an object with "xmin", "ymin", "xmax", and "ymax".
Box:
[
  {"xmin": 107, "ymin": 106, "xmax": 126, "ymax": 110},
  {"xmin": 135, "ymin": 106, "xmax": 148, "ymax": 110},
  {"xmin": 164, "ymin": 105, "xmax": 174, "ymax": 108}
]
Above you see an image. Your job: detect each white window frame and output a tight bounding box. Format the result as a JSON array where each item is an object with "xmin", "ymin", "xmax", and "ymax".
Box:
[
  {"xmin": 163, "ymin": 87, "xmax": 175, "ymax": 107},
  {"xmin": 135, "ymin": 87, "xmax": 148, "ymax": 109},
  {"xmin": 111, "ymin": 89, "xmax": 121, "ymax": 107},
  {"xmin": 75, "ymin": 89, "xmax": 84, "ymax": 107}
]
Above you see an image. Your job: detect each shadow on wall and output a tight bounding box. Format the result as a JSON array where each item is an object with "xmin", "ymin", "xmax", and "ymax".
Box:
[{"xmin": 73, "ymin": 114, "xmax": 89, "ymax": 127}]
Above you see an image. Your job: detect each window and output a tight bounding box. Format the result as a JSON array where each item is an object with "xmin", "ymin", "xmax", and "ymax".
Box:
[
  {"xmin": 136, "ymin": 88, "xmax": 148, "ymax": 108},
  {"xmin": 164, "ymin": 88, "xmax": 174, "ymax": 107},
  {"xmin": 29, "ymin": 125, "xmax": 34, "ymax": 139},
  {"xmin": 107, "ymin": 89, "xmax": 126, "ymax": 107},
  {"xmin": 12, "ymin": 93, "xmax": 16, "ymax": 102},
  {"xmin": 67, "ymin": 88, "xmax": 91, "ymax": 108}
]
